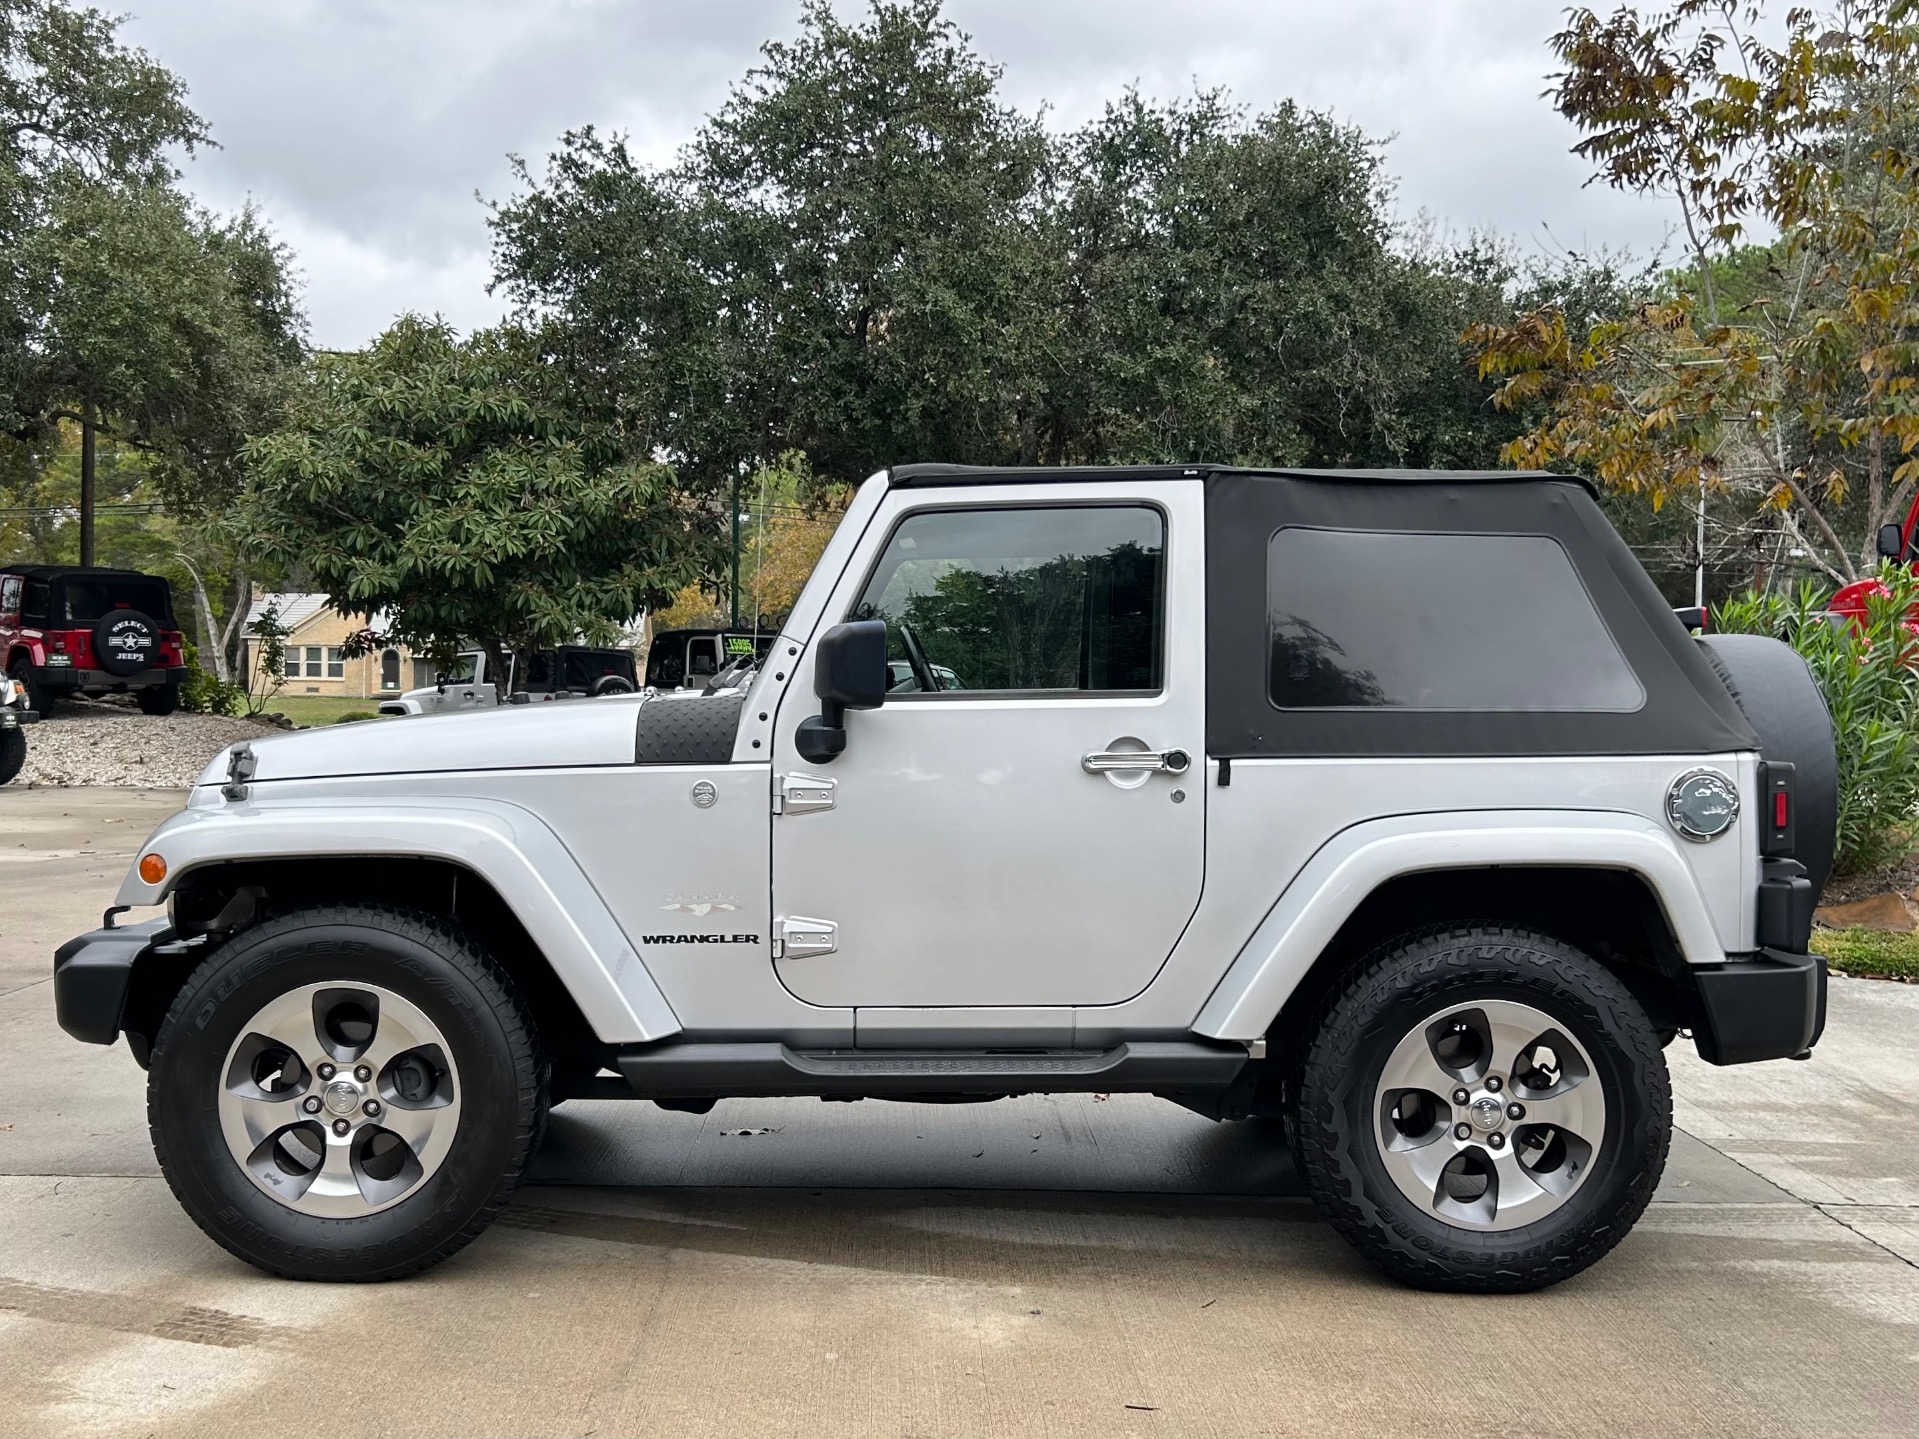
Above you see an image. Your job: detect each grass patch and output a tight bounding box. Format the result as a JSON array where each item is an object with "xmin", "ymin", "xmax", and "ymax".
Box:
[
  {"xmin": 1813, "ymin": 926, "xmax": 1919, "ymax": 981},
  {"xmin": 258, "ymin": 695, "xmax": 395, "ymax": 728}
]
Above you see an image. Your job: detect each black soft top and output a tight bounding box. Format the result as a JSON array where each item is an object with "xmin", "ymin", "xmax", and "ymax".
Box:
[
  {"xmin": 2, "ymin": 565, "xmax": 178, "ymax": 629},
  {"xmin": 888, "ymin": 463, "xmax": 1599, "ymax": 497},
  {"xmin": 887, "ymin": 464, "xmax": 1752, "ymax": 759}
]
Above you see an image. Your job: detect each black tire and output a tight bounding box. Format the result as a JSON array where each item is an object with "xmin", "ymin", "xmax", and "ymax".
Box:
[
  {"xmin": 147, "ymin": 905, "xmax": 546, "ymax": 1281},
  {"xmin": 8, "ymin": 659, "xmax": 53, "ymax": 717},
  {"xmin": 0, "ymin": 725, "xmax": 22, "ymax": 785},
  {"xmin": 92, "ymin": 608, "xmax": 160, "ymax": 677},
  {"xmin": 1297, "ymin": 926, "xmax": 1671, "ymax": 1293},
  {"xmin": 1697, "ymin": 634, "xmax": 1838, "ymax": 901},
  {"xmin": 135, "ymin": 681, "xmax": 180, "ymax": 716}
]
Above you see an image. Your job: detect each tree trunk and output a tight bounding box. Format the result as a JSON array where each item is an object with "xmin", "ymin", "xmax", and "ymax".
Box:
[
  {"xmin": 1864, "ymin": 426, "xmax": 1887, "ymax": 574},
  {"xmin": 174, "ymin": 554, "xmax": 225, "ymax": 681},
  {"xmin": 79, "ymin": 405, "xmax": 97, "ymax": 568},
  {"xmin": 220, "ymin": 571, "xmax": 250, "ymax": 682},
  {"xmin": 482, "ymin": 637, "xmax": 512, "ymax": 705}
]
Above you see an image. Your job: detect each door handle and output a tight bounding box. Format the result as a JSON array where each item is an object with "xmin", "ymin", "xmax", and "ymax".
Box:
[{"xmin": 1081, "ymin": 748, "xmax": 1191, "ymax": 776}]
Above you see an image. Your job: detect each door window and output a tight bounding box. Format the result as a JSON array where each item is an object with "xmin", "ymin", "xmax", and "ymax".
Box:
[{"xmin": 851, "ymin": 506, "xmax": 1164, "ymax": 694}]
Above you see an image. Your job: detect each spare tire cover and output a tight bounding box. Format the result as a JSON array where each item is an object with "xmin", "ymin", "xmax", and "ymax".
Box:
[
  {"xmin": 1697, "ymin": 634, "xmax": 1839, "ymax": 902},
  {"xmin": 93, "ymin": 609, "xmax": 161, "ymax": 677}
]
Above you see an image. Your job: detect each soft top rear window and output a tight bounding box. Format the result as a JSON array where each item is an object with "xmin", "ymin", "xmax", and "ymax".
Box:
[
  {"xmin": 1266, "ymin": 528, "xmax": 1644, "ymax": 713},
  {"xmin": 56, "ymin": 576, "xmax": 174, "ymax": 627}
]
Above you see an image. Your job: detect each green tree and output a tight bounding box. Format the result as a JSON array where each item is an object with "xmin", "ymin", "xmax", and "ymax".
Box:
[
  {"xmin": 1470, "ymin": 0, "xmax": 1919, "ymax": 586},
  {"xmin": 492, "ymin": 0, "xmax": 1053, "ymax": 502},
  {"xmin": 238, "ymin": 316, "xmax": 716, "ymax": 687},
  {"xmin": 491, "ymin": 0, "xmax": 1518, "ymax": 517},
  {"xmin": 2, "ymin": 0, "xmax": 301, "ymax": 568}
]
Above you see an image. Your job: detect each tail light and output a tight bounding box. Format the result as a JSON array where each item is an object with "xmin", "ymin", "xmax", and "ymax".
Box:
[{"xmin": 1758, "ymin": 761, "xmax": 1796, "ymax": 856}]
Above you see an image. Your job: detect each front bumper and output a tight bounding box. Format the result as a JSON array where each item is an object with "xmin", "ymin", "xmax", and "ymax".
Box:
[
  {"xmin": 1691, "ymin": 948, "xmax": 1828, "ymax": 1065},
  {"xmin": 53, "ymin": 917, "xmax": 172, "ymax": 1046}
]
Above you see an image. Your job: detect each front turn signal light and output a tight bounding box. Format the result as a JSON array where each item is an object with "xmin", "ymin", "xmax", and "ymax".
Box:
[{"xmin": 138, "ymin": 853, "xmax": 167, "ymax": 885}]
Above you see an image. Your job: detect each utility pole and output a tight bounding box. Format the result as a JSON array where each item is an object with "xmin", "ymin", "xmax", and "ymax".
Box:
[
  {"xmin": 80, "ymin": 402, "xmax": 97, "ymax": 568},
  {"xmin": 1695, "ymin": 477, "xmax": 1707, "ymax": 609},
  {"xmin": 730, "ymin": 469, "xmax": 741, "ymax": 629}
]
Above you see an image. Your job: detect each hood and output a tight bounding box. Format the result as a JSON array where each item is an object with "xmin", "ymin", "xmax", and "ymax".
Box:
[{"xmin": 196, "ymin": 696, "xmax": 650, "ymax": 786}]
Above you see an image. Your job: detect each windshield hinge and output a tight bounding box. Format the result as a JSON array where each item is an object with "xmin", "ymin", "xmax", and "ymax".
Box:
[
  {"xmin": 774, "ymin": 773, "xmax": 836, "ymax": 817},
  {"xmin": 776, "ymin": 916, "xmax": 838, "ymax": 958}
]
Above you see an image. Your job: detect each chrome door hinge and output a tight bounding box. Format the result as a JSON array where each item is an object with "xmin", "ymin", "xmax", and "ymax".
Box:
[
  {"xmin": 775, "ymin": 915, "xmax": 838, "ymax": 959},
  {"xmin": 773, "ymin": 773, "xmax": 837, "ymax": 816}
]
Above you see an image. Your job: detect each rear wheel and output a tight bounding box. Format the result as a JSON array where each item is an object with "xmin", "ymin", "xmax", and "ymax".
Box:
[
  {"xmin": 148, "ymin": 905, "xmax": 545, "ymax": 1280},
  {"xmin": 135, "ymin": 681, "xmax": 179, "ymax": 716},
  {"xmin": 1296, "ymin": 925, "xmax": 1669, "ymax": 1292}
]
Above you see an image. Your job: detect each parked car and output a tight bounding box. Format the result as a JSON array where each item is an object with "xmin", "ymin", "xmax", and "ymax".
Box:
[
  {"xmin": 377, "ymin": 646, "xmax": 637, "ymax": 716},
  {"xmin": 54, "ymin": 464, "xmax": 1833, "ymax": 1292},
  {"xmin": 1, "ymin": 565, "xmax": 188, "ymax": 714},
  {"xmin": 645, "ymin": 629, "xmax": 777, "ymax": 690},
  {"xmin": 0, "ymin": 672, "xmax": 37, "ymax": 784}
]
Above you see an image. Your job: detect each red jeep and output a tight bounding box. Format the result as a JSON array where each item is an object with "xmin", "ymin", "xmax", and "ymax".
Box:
[
  {"xmin": 0, "ymin": 565, "xmax": 188, "ymax": 715},
  {"xmin": 1828, "ymin": 504, "xmax": 1919, "ymax": 625}
]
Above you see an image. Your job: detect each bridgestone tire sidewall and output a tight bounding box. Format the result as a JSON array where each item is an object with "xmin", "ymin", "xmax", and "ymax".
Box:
[
  {"xmin": 149, "ymin": 910, "xmax": 539, "ymax": 1281},
  {"xmin": 1299, "ymin": 929, "xmax": 1671, "ymax": 1293}
]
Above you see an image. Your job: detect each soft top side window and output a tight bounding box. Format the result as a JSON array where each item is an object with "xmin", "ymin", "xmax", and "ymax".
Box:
[
  {"xmin": 21, "ymin": 579, "xmax": 50, "ymax": 625},
  {"xmin": 1266, "ymin": 528, "xmax": 1644, "ymax": 713},
  {"xmin": 851, "ymin": 505, "xmax": 1165, "ymax": 695}
]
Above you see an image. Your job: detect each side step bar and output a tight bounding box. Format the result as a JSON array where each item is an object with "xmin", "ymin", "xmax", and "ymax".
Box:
[{"xmin": 613, "ymin": 1041, "xmax": 1249, "ymax": 1100}]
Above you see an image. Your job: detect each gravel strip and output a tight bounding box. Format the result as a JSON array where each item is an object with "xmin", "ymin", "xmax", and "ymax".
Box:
[{"xmin": 17, "ymin": 702, "xmax": 280, "ymax": 788}]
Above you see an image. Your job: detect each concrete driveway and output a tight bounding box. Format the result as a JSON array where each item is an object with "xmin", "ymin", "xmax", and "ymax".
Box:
[{"xmin": 1, "ymin": 787, "xmax": 1914, "ymax": 1438}]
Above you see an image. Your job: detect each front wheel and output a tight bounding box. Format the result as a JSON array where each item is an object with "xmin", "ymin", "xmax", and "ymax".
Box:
[
  {"xmin": 8, "ymin": 660, "xmax": 52, "ymax": 717},
  {"xmin": 1296, "ymin": 926, "xmax": 1670, "ymax": 1292},
  {"xmin": 0, "ymin": 726, "xmax": 23, "ymax": 784},
  {"xmin": 147, "ymin": 905, "xmax": 545, "ymax": 1280}
]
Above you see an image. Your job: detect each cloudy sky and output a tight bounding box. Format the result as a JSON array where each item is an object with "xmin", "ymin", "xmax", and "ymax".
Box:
[{"xmin": 116, "ymin": 0, "xmax": 1683, "ymax": 350}]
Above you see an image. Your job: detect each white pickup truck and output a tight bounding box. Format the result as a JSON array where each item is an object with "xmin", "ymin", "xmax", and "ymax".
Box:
[{"xmin": 53, "ymin": 464, "xmax": 1833, "ymax": 1291}]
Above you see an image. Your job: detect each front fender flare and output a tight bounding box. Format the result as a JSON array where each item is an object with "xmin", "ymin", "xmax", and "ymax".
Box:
[
  {"xmin": 1192, "ymin": 809, "xmax": 1729, "ymax": 1043},
  {"xmin": 119, "ymin": 796, "xmax": 680, "ymax": 1044}
]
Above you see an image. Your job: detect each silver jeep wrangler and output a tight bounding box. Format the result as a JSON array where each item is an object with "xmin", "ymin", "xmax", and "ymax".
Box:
[{"xmin": 53, "ymin": 466, "xmax": 1834, "ymax": 1291}]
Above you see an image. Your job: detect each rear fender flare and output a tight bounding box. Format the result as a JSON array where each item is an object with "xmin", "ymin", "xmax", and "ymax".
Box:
[
  {"xmin": 1192, "ymin": 809, "xmax": 1729, "ymax": 1043},
  {"xmin": 118, "ymin": 797, "xmax": 680, "ymax": 1044}
]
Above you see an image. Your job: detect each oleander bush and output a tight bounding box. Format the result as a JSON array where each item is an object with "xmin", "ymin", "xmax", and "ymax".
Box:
[{"xmin": 1715, "ymin": 565, "xmax": 1919, "ymax": 875}]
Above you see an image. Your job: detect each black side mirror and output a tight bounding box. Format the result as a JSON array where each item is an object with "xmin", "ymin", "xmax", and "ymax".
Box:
[
  {"xmin": 795, "ymin": 619, "xmax": 888, "ymax": 763},
  {"xmin": 1878, "ymin": 522, "xmax": 1905, "ymax": 560}
]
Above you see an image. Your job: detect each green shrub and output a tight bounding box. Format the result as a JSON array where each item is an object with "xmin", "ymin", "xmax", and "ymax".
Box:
[
  {"xmin": 1814, "ymin": 926, "xmax": 1919, "ymax": 981},
  {"xmin": 177, "ymin": 641, "xmax": 246, "ymax": 716},
  {"xmin": 1715, "ymin": 566, "xmax": 1919, "ymax": 874},
  {"xmin": 332, "ymin": 711, "xmax": 379, "ymax": 724}
]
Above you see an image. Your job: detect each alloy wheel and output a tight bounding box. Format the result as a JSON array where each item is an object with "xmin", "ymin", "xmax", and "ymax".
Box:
[
  {"xmin": 215, "ymin": 982, "xmax": 462, "ymax": 1217},
  {"xmin": 1372, "ymin": 997, "xmax": 1607, "ymax": 1231}
]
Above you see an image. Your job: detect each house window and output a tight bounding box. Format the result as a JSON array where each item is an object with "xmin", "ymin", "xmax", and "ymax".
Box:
[
  {"xmin": 282, "ymin": 648, "xmax": 300, "ymax": 679},
  {"xmin": 304, "ymin": 646, "xmax": 324, "ymax": 679},
  {"xmin": 381, "ymin": 650, "xmax": 401, "ymax": 689},
  {"xmin": 326, "ymin": 647, "xmax": 344, "ymax": 679}
]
